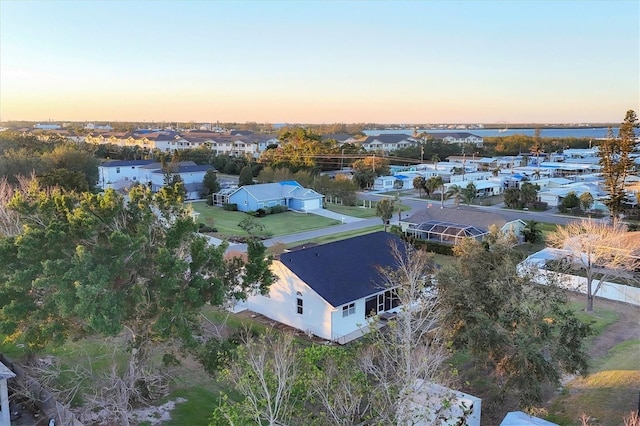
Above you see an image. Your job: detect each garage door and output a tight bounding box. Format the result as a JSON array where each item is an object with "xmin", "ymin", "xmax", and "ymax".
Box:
[{"xmin": 304, "ymin": 199, "xmax": 321, "ymax": 210}]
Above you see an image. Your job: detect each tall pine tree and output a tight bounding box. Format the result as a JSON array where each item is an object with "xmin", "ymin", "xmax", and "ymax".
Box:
[{"xmin": 599, "ymin": 110, "xmax": 638, "ymax": 217}]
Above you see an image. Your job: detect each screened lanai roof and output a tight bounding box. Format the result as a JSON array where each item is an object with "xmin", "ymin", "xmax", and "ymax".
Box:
[{"xmin": 413, "ymin": 220, "xmax": 486, "ymax": 238}]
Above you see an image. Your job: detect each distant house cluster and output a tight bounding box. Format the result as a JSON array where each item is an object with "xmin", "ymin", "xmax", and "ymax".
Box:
[
  {"xmin": 85, "ymin": 129, "xmax": 279, "ymax": 157},
  {"xmin": 331, "ymin": 132, "xmax": 484, "ymax": 153},
  {"xmin": 84, "ymin": 129, "xmax": 484, "ymax": 156},
  {"xmin": 374, "ymin": 146, "xmax": 640, "ymax": 212}
]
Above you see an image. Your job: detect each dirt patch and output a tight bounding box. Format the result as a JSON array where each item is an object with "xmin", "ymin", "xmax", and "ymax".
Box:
[
  {"xmin": 235, "ymin": 310, "xmax": 337, "ymax": 345},
  {"xmin": 544, "ymin": 293, "xmax": 640, "ymax": 423},
  {"xmin": 567, "ymin": 293, "xmax": 640, "ymax": 360},
  {"xmin": 129, "ymin": 397, "xmax": 187, "ymax": 425}
]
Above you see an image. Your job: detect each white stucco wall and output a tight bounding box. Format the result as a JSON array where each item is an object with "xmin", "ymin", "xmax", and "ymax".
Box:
[
  {"xmin": 99, "ymin": 165, "xmax": 141, "ymax": 189},
  {"xmin": 330, "ymin": 298, "xmax": 369, "ymax": 341},
  {"xmin": 244, "ymin": 261, "xmax": 334, "ymax": 340}
]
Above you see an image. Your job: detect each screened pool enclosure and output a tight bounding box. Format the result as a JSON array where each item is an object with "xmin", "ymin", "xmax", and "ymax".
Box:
[{"xmin": 405, "ymin": 220, "xmax": 487, "ymax": 245}]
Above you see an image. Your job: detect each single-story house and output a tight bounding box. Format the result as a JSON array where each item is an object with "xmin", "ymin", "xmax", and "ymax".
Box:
[
  {"xmin": 237, "ymin": 232, "xmax": 408, "ymax": 343},
  {"xmin": 400, "ymin": 206, "xmax": 526, "ymax": 244},
  {"xmin": 373, "ymin": 175, "xmax": 401, "ymax": 191},
  {"xmin": 224, "ymin": 181, "xmax": 324, "ymax": 212},
  {"xmin": 537, "ymin": 182, "xmax": 607, "ymax": 208}
]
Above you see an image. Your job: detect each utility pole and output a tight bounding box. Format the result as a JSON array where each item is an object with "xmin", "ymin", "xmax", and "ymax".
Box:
[{"xmin": 462, "ymin": 153, "xmax": 466, "ymax": 181}]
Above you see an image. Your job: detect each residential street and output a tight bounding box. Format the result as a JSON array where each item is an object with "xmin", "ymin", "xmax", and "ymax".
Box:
[{"xmin": 224, "ymin": 190, "xmax": 586, "ymax": 253}]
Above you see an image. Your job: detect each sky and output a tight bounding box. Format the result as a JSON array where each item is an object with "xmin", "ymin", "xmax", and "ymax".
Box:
[{"xmin": 0, "ymin": 0, "xmax": 638, "ymax": 124}]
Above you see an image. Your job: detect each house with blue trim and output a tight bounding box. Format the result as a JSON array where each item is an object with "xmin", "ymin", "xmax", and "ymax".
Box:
[
  {"xmin": 225, "ymin": 181, "xmax": 324, "ymax": 212},
  {"xmin": 237, "ymin": 232, "xmax": 407, "ymax": 343}
]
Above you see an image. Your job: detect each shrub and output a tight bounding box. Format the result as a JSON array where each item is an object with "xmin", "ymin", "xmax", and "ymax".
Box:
[
  {"xmin": 270, "ymin": 205, "xmax": 288, "ymax": 214},
  {"xmin": 206, "ymin": 194, "xmax": 213, "ymax": 206},
  {"xmin": 531, "ymin": 201, "xmax": 548, "ymax": 211},
  {"xmin": 402, "ymin": 235, "xmax": 454, "ymax": 255},
  {"xmin": 222, "ymin": 203, "xmax": 238, "ymax": 211},
  {"xmin": 199, "ymin": 336, "xmax": 239, "ymax": 376},
  {"xmin": 198, "ymin": 223, "xmax": 217, "ymax": 233},
  {"xmin": 255, "ymin": 208, "xmax": 267, "ymax": 217}
]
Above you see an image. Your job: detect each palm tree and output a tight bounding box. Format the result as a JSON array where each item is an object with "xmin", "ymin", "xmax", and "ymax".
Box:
[
  {"xmin": 522, "ymin": 220, "xmax": 542, "ymax": 243},
  {"xmin": 491, "ymin": 166, "xmax": 501, "ymax": 177},
  {"xmin": 413, "ymin": 175, "xmax": 426, "ymax": 197},
  {"xmin": 431, "ymin": 154, "xmax": 440, "ymax": 171},
  {"xmin": 432, "ymin": 176, "xmax": 445, "ymax": 207},
  {"xmin": 425, "ymin": 176, "xmax": 442, "ymax": 200},
  {"xmin": 532, "ymin": 169, "xmax": 541, "ymax": 180},
  {"xmin": 446, "ymin": 184, "xmax": 462, "ymax": 207},
  {"xmin": 531, "ymin": 145, "xmax": 544, "ymax": 180}
]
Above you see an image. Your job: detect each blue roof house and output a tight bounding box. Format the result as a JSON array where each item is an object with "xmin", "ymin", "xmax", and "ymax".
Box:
[
  {"xmin": 237, "ymin": 232, "xmax": 408, "ymax": 343},
  {"xmin": 227, "ymin": 181, "xmax": 324, "ymax": 212}
]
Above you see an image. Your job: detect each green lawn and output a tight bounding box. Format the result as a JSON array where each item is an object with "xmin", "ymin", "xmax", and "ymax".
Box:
[
  {"xmin": 189, "ymin": 201, "xmax": 339, "ymax": 238},
  {"xmin": 568, "ymin": 302, "xmax": 619, "ymax": 345},
  {"xmin": 593, "ymin": 339, "xmax": 640, "ymax": 371},
  {"xmin": 324, "ymin": 202, "xmax": 410, "ymax": 219},
  {"xmin": 545, "ymin": 305, "xmax": 638, "ymax": 425},
  {"xmin": 281, "ymin": 225, "xmax": 383, "ymax": 248},
  {"xmin": 324, "ymin": 203, "xmax": 379, "ymax": 218}
]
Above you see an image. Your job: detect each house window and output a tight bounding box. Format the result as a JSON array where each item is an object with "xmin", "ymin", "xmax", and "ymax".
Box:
[
  {"xmin": 365, "ymin": 290, "xmax": 400, "ymax": 318},
  {"xmin": 342, "ymin": 303, "xmax": 355, "ymax": 317},
  {"xmin": 116, "ymin": 167, "xmax": 120, "ymax": 173},
  {"xmin": 297, "ymin": 298, "xmax": 303, "ymax": 315}
]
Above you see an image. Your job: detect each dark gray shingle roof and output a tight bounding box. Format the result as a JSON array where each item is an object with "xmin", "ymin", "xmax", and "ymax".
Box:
[
  {"xmin": 279, "ymin": 232, "xmax": 406, "ymax": 307},
  {"xmin": 100, "ymin": 160, "xmax": 155, "ymax": 168},
  {"xmin": 403, "ymin": 206, "xmax": 510, "ymax": 231}
]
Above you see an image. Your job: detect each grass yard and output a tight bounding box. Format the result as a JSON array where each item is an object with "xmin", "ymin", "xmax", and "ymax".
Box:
[
  {"xmin": 325, "ymin": 201, "xmax": 411, "ymax": 219},
  {"xmin": 189, "ymin": 201, "xmax": 339, "ymax": 238},
  {"xmin": 545, "ymin": 297, "xmax": 640, "ymax": 425},
  {"xmin": 593, "ymin": 339, "xmax": 640, "ymax": 371},
  {"xmin": 547, "ymin": 369, "xmax": 640, "ymax": 425},
  {"xmin": 568, "ymin": 302, "xmax": 619, "ymax": 343},
  {"xmin": 324, "ymin": 203, "xmax": 378, "ymax": 218},
  {"xmin": 281, "ymin": 225, "xmax": 383, "ymax": 248}
]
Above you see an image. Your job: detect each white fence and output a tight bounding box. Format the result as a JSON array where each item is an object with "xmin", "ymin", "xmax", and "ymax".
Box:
[{"xmin": 530, "ymin": 268, "xmax": 640, "ymax": 307}]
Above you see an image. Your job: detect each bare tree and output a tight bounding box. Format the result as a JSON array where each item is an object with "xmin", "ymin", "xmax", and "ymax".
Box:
[
  {"xmin": 361, "ymin": 242, "xmax": 458, "ymax": 425},
  {"xmin": 301, "ymin": 345, "xmax": 371, "ymax": 426},
  {"xmin": 547, "ymin": 219, "xmax": 640, "ymax": 311},
  {"xmin": 221, "ymin": 328, "xmax": 299, "ymax": 426}
]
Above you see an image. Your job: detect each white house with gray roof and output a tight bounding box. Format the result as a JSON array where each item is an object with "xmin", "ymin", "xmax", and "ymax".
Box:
[
  {"xmin": 426, "ymin": 132, "xmax": 483, "ymax": 147},
  {"xmin": 359, "ymin": 134, "xmax": 417, "ymax": 152},
  {"xmin": 236, "ymin": 232, "xmax": 407, "ymax": 343}
]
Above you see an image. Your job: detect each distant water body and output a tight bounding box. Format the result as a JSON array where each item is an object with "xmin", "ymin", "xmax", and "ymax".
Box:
[{"xmin": 364, "ymin": 128, "xmax": 619, "ymax": 139}]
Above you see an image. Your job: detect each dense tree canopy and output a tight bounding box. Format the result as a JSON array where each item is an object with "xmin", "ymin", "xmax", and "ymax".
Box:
[
  {"xmin": 437, "ymin": 231, "xmax": 591, "ymax": 406},
  {"xmin": 0, "ymin": 184, "xmax": 274, "ymax": 351},
  {"xmin": 0, "ymin": 132, "xmax": 99, "ymax": 190},
  {"xmin": 258, "ymin": 127, "xmax": 336, "ymax": 172}
]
